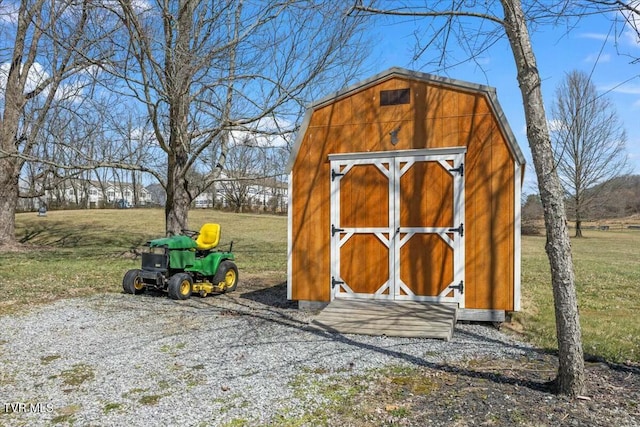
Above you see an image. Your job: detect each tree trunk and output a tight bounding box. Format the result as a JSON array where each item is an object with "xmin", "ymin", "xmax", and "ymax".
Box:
[
  {"xmin": 0, "ymin": 29, "xmax": 25, "ymax": 246},
  {"xmin": 165, "ymin": 151, "xmax": 191, "ymax": 236},
  {"xmin": 575, "ymin": 195, "xmax": 583, "ymax": 238},
  {"xmin": 501, "ymin": 0, "xmax": 584, "ymax": 396},
  {"xmin": 162, "ymin": 0, "xmax": 194, "ymax": 237},
  {"xmin": 0, "ymin": 158, "xmax": 19, "ymax": 246}
]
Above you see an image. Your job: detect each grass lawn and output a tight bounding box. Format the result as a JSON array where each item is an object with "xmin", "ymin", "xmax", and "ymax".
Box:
[
  {"xmin": 516, "ymin": 229, "xmax": 640, "ymax": 363},
  {"xmin": 1, "ymin": 209, "xmax": 639, "ymax": 364},
  {"xmin": 1, "ymin": 209, "xmax": 287, "ymax": 315}
]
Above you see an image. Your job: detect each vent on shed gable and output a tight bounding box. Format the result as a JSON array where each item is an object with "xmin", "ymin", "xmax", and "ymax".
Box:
[{"xmin": 380, "ymin": 88, "xmax": 410, "ymax": 106}]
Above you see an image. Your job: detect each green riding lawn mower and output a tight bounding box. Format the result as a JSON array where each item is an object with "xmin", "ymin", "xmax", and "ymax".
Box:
[{"xmin": 122, "ymin": 223, "xmax": 238, "ymax": 300}]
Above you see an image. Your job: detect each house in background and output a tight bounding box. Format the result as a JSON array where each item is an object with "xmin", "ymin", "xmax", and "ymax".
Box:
[
  {"xmin": 193, "ymin": 173, "xmax": 288, "ymax": 213},
  {"xmin": 193, "ymin": 192, "xmax": 215, "ymax": 209},
  {"xmin": 21, "ymin": 179, "xmax": 154, "ymax": 209},
  {"xmin": 18, "ymin": 172, "xmax": 287, "ymax": 212}
]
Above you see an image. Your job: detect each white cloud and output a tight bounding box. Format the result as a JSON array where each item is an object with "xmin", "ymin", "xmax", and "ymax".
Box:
[
  {"xmin": 0, "ymin": 62, "xmax": 51, "ymax": 97},
  {"xmin": 1, "ymin": 61, "xmax": 91, "ymax": 104},
  {"xmin": 617, "ymin": 0, "xmax": 640, "ymax": 48},
  {"xmin": 0, "ymin": 2, "xmax": 19, "ymax": 24},
  {"xmin": 474, "ymin": 56, "xmax": 491, "ymax": 66},
  {"xmin": 603, "ymin": 83, "xmax": 640, "ymax": 95},
  {"xmin": 101, "ymin": 0, "xmax": 153, "ymax": 14},
  {"xmin": 584, "ymin": 53, "xmax": 611, "ymax": 63},
  {"xmin": 229, "ymin": 116, "xmax": 294, "ymax": 148},
  {"xmin": 579, "ymin": 32, "xmax": 610, "ymax": 41},
  {"xmin": 52, "ymin": 80, "xmax": 89, "ymax": 103},
  {"xmin": 131, "ymin": 0, "xmax": 153, "ymax": 12},
  {"xmin": 579, "ymin": 24, "xmax": 638, "ymax": 50},
  {"xmin": 598, "ymin": 81, "xmax": 640, "ymax": 110},
  {"xmin": 622, "ymin": 28, "xmax": 640, "ymax": 48},
  {"xmin": 547, "ymin": 119, "xmax": 566, "ymax": 133}
]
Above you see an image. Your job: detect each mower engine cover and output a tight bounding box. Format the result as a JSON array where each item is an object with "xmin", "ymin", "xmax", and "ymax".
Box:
[
  {"xmin": 148, "ymin": 235, "xmax": 197, "ymax": 270},
  {"xmin": 149, "ymin": 235, "xmax": 197, "ymax": 250}
]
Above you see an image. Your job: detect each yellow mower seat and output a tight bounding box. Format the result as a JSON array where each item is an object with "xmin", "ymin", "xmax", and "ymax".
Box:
[{"xmin": 195, "ymin": 223, "xmax": 220, "ymax": 251}]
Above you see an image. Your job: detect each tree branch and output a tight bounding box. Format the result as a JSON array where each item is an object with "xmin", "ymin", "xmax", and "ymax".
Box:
[{"xmin": 351, "ymin": 3, "xmax": 504, "ymax": 25}]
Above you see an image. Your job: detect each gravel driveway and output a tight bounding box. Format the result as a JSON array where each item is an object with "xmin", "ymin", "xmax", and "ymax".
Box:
[{"xmin": 0, "ymin": 283, "xmax": 539, "ymax": 426}]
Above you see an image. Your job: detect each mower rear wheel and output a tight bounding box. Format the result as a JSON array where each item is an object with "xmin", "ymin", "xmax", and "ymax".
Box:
[
  {"xmin": 168, "ymin": 273, "xmax": 193, "ymax": 300},
  {"xmin": 123, "ymin": 269, "xmax": 145, "ymax": 295},
  {"xmin": 213, "ymin": 260, "xmax": 238, "ymax": 293}
]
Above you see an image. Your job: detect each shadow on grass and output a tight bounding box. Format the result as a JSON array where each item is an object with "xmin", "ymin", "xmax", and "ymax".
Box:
[
  {"xmin": 170, "ymin": 282, "xmax": 559, "ymax": 395},
  {"xmin": 19, "ymin": 223, "xmax": 80, "ymax": 246},
  {"xmin": 18, "ymin": 220, "xmax": 149, "ymax": 250}
]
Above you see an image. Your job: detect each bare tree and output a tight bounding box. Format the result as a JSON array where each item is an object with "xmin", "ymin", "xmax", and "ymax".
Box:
[
  {"xmin": 551, "ymin": 70, "xmax": 628, "ymax": 237},
  {"xmin": 105, "ymin": 0, "xmax": 367, "ymax": 235},
  {"xmin": 109, "ymin": 114, "xmax": 159, "ymax": 207},
  {"xmin": 352, "ymin": 0, "xmax": 586, "ymax": 396},
  {"xmin": 219, "ymin": 140, "xmax": 262, "ymax": 212},
  {"xmin": 261, "ymin": 146, "xmax": 289, "ymax": 213},
  {"xmin": 0, "ymin": 0, "xmax": 119, "ymax": 245},
  {"xmin": 522, "ymin": 193, "xmax": 544, "ymax": 235}
]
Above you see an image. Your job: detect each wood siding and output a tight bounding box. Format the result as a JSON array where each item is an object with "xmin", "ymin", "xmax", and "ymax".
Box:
[{"xmin": 290, "ymin": 76, "xmax": 516, "ymax": 311}]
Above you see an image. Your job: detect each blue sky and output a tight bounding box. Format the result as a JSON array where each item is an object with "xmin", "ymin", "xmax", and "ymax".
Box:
[{"xmin": 363, "ymin": 10, "xmax": 640, "ymax": 193}]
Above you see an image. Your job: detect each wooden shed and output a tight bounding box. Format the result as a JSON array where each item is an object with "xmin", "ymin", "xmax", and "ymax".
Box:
[{"xmin": 287, "ymin": 67, "xmax": 525, "ymax": 322}]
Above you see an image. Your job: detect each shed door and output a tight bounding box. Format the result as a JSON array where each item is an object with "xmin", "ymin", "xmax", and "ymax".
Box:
[{"xmin": 330, "ymin": 150, "xmax": 465, "ymax": 306}]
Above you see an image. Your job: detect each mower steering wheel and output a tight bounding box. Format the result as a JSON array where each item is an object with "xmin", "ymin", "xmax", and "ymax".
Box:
[{"xmin": 182, "ymin": 229, "xmax": 199, "ymax": 238}]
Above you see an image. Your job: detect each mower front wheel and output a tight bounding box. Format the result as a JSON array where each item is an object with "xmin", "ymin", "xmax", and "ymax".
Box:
[
  {"xmin": 123, "ymin": 269, "xmax": 145, "ymax": 295},
  {"xmin": 214, "ymin": 260, "xmax": 239, "ymax": 293},
  {"xmin": 168, "ymin": 273, "xmax": 193, "ymax": 300}
]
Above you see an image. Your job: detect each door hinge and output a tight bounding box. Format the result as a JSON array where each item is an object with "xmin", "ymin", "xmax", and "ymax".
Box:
[
  {"xmin": 449, "ymin": 280, "xmax": 464, "ymax": 294},
  {"xmin": 331, "ymin": 276, "xmax": 345, "ymax": 289},
  {"xmin": 331, "ymin": 169, "xmax": 345, "ymax": 181},
  {"xmin": 331, "ymin": 224, "xmax": 344, "ymax": 236},
  {"xmin": 449, "ymin": 163, "xmax": 464, "ymax": 176},
  {"xmin": 447, "ymin": 223, "xmax": 464, "ymax": 237}
]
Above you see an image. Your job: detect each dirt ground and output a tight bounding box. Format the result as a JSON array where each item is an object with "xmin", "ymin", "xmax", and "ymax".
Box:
[
  {"xmin": 334, "ymin": 356, "xmax": 640, "ymax": 426},
  {"xmin": 241, "ymin": 276, "xmax": 640, "ymax": 426}
]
